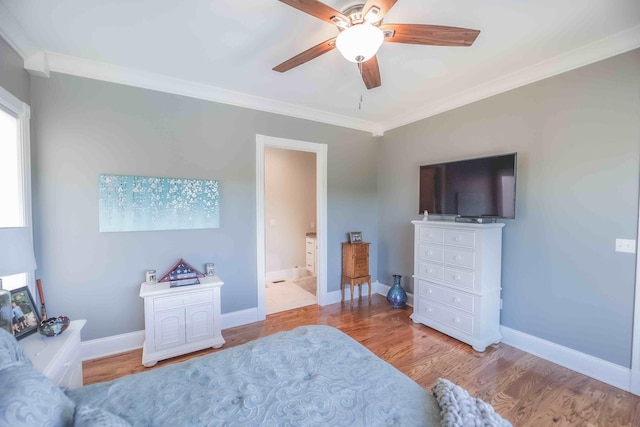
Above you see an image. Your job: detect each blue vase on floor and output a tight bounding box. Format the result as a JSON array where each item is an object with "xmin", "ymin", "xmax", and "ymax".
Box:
[{"xmin": 387, "ymin": 275, "xmax": 407, "ymax": 308}]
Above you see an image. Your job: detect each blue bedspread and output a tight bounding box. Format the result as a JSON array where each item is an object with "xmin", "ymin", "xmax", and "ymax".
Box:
[{"xmin": 67, "ymin": 325, "xmax": 441, "ymax": 426}]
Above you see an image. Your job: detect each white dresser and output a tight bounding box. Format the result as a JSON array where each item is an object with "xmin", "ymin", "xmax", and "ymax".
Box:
[
  {"xmin": 19, "ymin": 319, "xmax": 86, "ymax": 389},
  {"xmin": 305, "ymin": 236, "xmax": 318, "ymax": 276},
  {"xmin": 411, "ymin": 220, "xmax": 504, "ymax": 352},
  {"xmin": 139, "ymin": 276, "xmax": 225, "ymax": 367}
]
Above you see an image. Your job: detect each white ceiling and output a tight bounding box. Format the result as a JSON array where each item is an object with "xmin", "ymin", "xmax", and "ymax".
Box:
[{"xmin": 1, "ymin": 0, "xmax": 639, "ymax": 134}]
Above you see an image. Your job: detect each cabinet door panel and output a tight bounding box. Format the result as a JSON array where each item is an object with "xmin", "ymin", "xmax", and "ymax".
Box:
[
  {"xmin": 186, "ymin": 303, "xmax": 214, "ymax": 343},
  {"xmin": 154, "ymin": 308, "xmax": 186, "ymax": 351}
]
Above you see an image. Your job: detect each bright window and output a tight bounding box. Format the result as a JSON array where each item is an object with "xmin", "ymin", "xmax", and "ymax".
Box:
[{"xmin": 0, "ymin": 87, "xmax": 33, "ymax": 293}]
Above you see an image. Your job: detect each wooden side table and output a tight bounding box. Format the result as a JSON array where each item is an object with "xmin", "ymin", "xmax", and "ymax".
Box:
[{"xmin": 341, "ymin": 242, "xmax": 371, "ymax": 305}]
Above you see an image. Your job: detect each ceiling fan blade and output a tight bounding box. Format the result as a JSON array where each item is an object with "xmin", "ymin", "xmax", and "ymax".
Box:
[
  {"xmin": 273, "ymin": 38, "xmax": 336, "ymax": 72},
  {"xmin": 363, "ymin": 0, "xmax": 398, "ymax": 21},
  {"xmin": 360, "ymin": 56, "xmax": 381, "ymax": 90},
  {"xmin": 381, "ymin": 24, "xmax": 480, "ymax": 46},
  {"xmin": 278, "ymin": 0, "xmax": 347, "ymax": 25}
]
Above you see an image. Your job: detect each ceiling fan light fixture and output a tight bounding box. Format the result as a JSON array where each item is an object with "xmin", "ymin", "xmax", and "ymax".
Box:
[{"xmin": 335, "ymin": 23, "xmax": 384, "ymax": 63}]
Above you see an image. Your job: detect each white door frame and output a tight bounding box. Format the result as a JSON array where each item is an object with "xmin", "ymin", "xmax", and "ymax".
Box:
[
  {"xmin": 255, "ymin": 134, "xmax": 328, "ymax": 320},
  {"xmin": 630, "ymin": 192, "xmax": 640, "ymax": 394}
]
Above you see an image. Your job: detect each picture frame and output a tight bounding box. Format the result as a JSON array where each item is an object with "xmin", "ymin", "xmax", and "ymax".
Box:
[
  {"xmin": 10, "ymin": 286, "xmax": 41, "ymax": 340},
  {"xmin": 349, "ymin": 231, "xmax": 363, "ymax": 244}
]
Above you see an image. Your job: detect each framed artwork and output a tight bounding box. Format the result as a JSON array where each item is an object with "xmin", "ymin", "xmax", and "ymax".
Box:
[
  {"xmin": 349, "ymin": 232, "xmax": 363, "ymax": 244},
  {"xmin": 10, "ymin": 286, "xmax": 41, "ymax": 340},
  {"xmin": 99, "ymin": 174, "xmax": 220, "ymax": 232}
]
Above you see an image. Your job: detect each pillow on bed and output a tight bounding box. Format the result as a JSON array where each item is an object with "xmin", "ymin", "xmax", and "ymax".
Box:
[
  {"xmin": 432, "ymin": 378, "xmax": 512, "ymax": 427},
  {"xmin": 0, "ymin": 362, "xmax": 75, "ymax": 427},
  {"xmin": 73, "ymin": 405, "xmax": 132, "ymax": 427},
  {"xmin": 0, "ymin": 327, "xmax": 32, "ymax": 368}
]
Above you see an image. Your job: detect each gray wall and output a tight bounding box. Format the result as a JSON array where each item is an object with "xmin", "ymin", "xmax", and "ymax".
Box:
[
  {"xmin": 0, "ymin": 37, "xmax": 29, "ymax": 104},
  {"xmin": 30, "ymin": 73, "xmax": 378, "ymax": 341},
  {"xmin": 378, "ymin": 48, "xmax": 640, "ymax": 367}
]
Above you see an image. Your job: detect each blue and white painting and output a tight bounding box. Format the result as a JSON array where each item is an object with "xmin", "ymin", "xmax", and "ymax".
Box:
[{"xmin": 99, "ymin": 174, "xmax": 220, "ymax": 232}]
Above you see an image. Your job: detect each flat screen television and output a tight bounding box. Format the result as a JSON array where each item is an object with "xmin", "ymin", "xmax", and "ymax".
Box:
[{"xmin": 419, "ymin": 153, "xmax": 517, "ymax": 219}]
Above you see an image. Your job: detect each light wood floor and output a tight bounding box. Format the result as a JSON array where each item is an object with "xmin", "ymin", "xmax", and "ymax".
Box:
[{"xmin": 83, "ymin": 295, "xmax": 640, "ymax": 426}]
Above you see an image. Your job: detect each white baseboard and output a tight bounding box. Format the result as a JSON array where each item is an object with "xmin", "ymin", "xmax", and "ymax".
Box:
[
  {"xmin": 81, "ymin": 330, "xmax": 145, "ymax": 361},
  {"xmin": 500, "ymin": 326, "xmax": 634, "ymax": 394},
  {"xmin": 323, "ymin": 281, "xmax": 414, "ymax": 307},
  {"xmin": 265, "ymin": 267, "xmax": 310, "ymax": 282},
  {"xmin": 81, "ymin": 307, "xmax": 260, "ymax": 361}
]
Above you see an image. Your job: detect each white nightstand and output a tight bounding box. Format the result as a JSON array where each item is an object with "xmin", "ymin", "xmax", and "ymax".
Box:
[
  {"xmin": 19, "ymin": 319, "xmax": 86, "ymax": 389},
  {"xmin": 139, "ymin": 276, "xmax": 225, "ymax": 367}
]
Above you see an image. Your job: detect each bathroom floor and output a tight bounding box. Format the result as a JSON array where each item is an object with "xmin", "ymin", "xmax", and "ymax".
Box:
[{"xmin": 265, "ymin": 276, "xmax": 317, "ymax": 315}]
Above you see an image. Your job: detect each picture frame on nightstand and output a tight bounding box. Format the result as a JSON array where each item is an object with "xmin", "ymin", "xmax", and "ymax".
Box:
[
  {"xmin": 348, "ymin": 232, "xmax": 363, "ymax": 244},
  {"xmin": 10, "ymin": 287, "xmax": 41, "ymax": 340}
]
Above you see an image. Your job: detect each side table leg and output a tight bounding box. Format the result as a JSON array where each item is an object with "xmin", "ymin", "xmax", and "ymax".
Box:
[{"xmin": 350, "ymin": 282, "xmax": 354, "ymax": 306}]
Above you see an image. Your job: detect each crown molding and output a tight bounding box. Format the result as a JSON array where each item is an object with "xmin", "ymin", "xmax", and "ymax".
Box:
[
  {"xmin": 27, "ymin": 51, "xmax": 383, "ymax": 136},
  {"xmin": 381, "ymin": 24, "xmax": 640, "ymax": 133}
]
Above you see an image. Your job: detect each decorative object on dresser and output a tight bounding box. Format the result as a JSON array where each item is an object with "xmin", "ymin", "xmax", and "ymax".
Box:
[
  {"xmin": 158, "ymin": 258, "xmax": 205, "ymax": 287},
  {"xmin": 386, "ymin": 274, "xmax": 408, "ymax": 308},
  {"xmin": 0, "ymin": 287, "xmax": 11, "ymax": 335},
  {"xmin": 341, "ymin": 242, "xmax": 371, "ymax": 305},
  {"xmin": 205, "ymin": 263, "xmax": 215, "ymax": 276},
  {"xmin": 348, "ymin": 231, "xmax": 363, "ymax": 243},
  {"xmin": 36, "ymin": 279, "xmax": 48, "ymax": 320},
  {"xmin": 139, "ymin": 275, "xmax": 225, "ymax": 367},
  {"xmin": 19, "ymin": 319, "xmax": 86, "ymax": 389},
  {"xmin": 145, "ymin": 269, "xmax": 157, "ymax": 284},
  {"xmin": 38, "ymin": 316, "xmax": 71, "ymax": 337},
  {"xmin": 411, "ymin": 220, "xmax": 505, "ymax": 352},
  {"xmin": 10, "ymin": 286, "xmax": 41, "ymax": 340}
]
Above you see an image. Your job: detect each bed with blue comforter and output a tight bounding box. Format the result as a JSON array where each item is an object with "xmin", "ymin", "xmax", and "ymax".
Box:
[{"xmin": 0, "ymin": 325, "xmax": 510, "ymax": 426}]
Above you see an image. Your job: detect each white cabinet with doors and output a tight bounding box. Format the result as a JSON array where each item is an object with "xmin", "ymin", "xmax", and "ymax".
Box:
[{"xmin": 139, "ymin": 276, "xmax": 224, "ymax": 367}]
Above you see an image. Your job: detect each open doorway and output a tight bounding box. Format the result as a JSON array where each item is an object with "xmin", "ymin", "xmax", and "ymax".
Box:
[
  {"xmin": 264, "ymin": 146, "xmax": 317, "ymax": 314},
  {"xmin": 256, "ymin": 135, "xmax": 327, "ymax": 320}
]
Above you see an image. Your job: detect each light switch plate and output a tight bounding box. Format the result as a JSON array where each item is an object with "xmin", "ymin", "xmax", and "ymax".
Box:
[{"xmin": 615, "ymin": 238, "xmax": 636, "ymax": 253}]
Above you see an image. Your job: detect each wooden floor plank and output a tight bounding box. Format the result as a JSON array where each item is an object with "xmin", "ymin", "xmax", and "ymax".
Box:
[{"xmin": 83, "ymin": 295, "xmax": 640, "ymax": 425}]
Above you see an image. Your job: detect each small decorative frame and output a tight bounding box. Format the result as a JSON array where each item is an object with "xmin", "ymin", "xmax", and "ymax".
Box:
[
  {"xmin": 349, "ymin": 232, "xmax": 363, "ymax": 244},
  {"xmin": 10, "ymin": 286, "xmax": 41, "ymax": 340}
]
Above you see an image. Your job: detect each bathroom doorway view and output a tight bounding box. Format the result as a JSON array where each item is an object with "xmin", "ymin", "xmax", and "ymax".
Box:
[{"xmin": 264, "ymin": 146, "xmax": 317, "ymax": 314}]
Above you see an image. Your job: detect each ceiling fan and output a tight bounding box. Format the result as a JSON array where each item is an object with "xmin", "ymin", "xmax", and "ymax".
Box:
[{"xmin": 273, "ymin": 0, "xmax": 480, "ymax": 90}]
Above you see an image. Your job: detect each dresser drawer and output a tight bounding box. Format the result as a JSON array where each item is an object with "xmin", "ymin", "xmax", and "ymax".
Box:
[
  {"xmin": 418, "ymin": 262, "xmax": 444, "ymax": 281},
  {"xmin": 444, "ymin": 249, "xmax": 475, "ymax": 269},
  {"xmin": 419, "ymin": 227, "xmax": 444, "ymax": 244},
  {"xmin": 419, "ymin": 281, "xmax": 474, "ymax": 314},
  {"xmin": 419, "ymin": 301, "xmax": 474, "ymax": 335},
  {"xmin": 444, "ymin": 268, "xmax": 475, "ymax": 290},
  {"xmin": 154, "ymin": 290, "xmax": 214, "ymax": 311},
  {"xmin": 444, "ymin": 230, "xmax": 475, "ymax": 248},
  {"xmin": 419, "ymin": 244, "xmax": 444, "ymax": 263}
]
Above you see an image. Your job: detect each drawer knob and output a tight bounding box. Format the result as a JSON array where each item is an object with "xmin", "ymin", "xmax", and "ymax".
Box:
[
  {"xmin": 453, "ymin": 297, "xmax": 461, "ymax": 303},
  {"xmin": 453, "ymin": 318, "xmax": 461, "ymax": 324},
  {"xmin": 428, "ymin": 251, "xmax": 434, "ymax": 255},
  {"xmin": 428, "ymin": 269, "xmax": 434, "ymax": 273},
  {"xmin": 454, "ymin": 236, "xmax": 461, "ymax": 242},
  {"xmin": 64, "ymin": 361, "xmax": 72, "ymax": 368},
  {"xmin": 427, "ymin": 289, "xmax": 433, "ymax": 294},
  {"xmin": 427, "ymin": 308, "xmax": 433, "ymax": 313},
  {"xmin": 454, "ymin": 275, "xmax": 461, "ymax": 280},
  {"xmin": 454, "ymin": 255, "xmax": 462, "ymax": 261}
]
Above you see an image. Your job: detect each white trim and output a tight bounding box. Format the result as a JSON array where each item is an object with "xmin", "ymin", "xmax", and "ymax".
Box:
[
  {"xmin": 381, "ymin": 24, "xmax": 640, "ymax": 132},
  {"xmin": 631, "ymin": 145, "xmax": 640, "ymax": 395},
  {"xmin": 256, "ymin": 135, "xmax": 328, "ymax": 319},
  {"xmin": 501, "ymin": 326, "xmax": 634, "ymax": 394},
  {"xmin": 24, "ymin": 51, "xmax": 50, "ymax": 77},
  {"xmin": 81, "ymin": 307, "xmax": 260, "ymax": 361},
  {"xmin": 80, "ymin": 330, "xmax": 145, "ymax": 361},
  {"xmin": 32, "ymin": 52, "xmax": 382, "ymax": 136},
  {"xmin": 220, "ymin": 307, "xmax": 259, "ymax": 330},
  {"xmin": 265, "ymin": 267, "xmax": 310, "ymax": 283}
]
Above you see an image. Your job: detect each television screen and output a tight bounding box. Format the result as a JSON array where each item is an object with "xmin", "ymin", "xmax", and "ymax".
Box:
[{"xmin": 419, "ymin": 153, "xmax": 517, "ymax": 219}]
